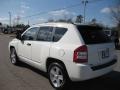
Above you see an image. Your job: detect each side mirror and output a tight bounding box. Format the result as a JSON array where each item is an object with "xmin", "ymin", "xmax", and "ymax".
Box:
[{"xmin": 16, "ymin": 32, "xmax": 23, "ymax": 40}]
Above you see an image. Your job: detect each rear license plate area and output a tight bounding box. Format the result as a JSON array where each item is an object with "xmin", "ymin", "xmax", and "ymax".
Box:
[{"xmin": 100, "ymin": 48, "xmax": 109, "ymax": 59}]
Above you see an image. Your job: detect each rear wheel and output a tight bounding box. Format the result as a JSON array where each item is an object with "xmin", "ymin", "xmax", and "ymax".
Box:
[
  {"xmin": 10, "ymin": 48, "xmax": 19, "ymax": 65},
  {"xmin": 48, "ymin": 63, "xmax": 68, "ymax": 90}
]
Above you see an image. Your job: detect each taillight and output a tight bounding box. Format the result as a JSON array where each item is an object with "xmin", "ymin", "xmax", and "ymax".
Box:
[{"xmin": 73, "ymin": 45, "xmax": 88, "ymax": 63}]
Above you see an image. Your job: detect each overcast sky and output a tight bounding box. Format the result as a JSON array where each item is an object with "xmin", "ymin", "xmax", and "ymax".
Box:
[{"xmin": 0, "ymin": 0, "xmax": 117, "ymax": 26}]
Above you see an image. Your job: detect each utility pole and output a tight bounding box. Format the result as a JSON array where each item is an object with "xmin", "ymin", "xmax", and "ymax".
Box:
[
  {"xmin": 28, "ymin": 20, "xmax": 29, "ymax": 25},
  {"xmin": 8, "ymin": 12, "xmax": 11, "ymax": 27},
  {"xmin": 16, "ymin": 15, "xmax": 20, "ymax": 25},
  {"xmin": 82, "ymin": 0, "xmax": 88, "ymax": 23}
]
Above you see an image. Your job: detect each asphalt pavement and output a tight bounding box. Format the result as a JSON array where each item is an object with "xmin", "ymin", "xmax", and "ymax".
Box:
[{"xmin": 0, "ymin": 34, "xmax": 120, "ymax": 90}]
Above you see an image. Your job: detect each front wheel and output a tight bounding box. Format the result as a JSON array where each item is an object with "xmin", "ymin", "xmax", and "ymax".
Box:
[
  {"xmin": 10, "ymin": 48, "xmax": 19, "ymax": 65},
  {"xmin": 48, "ymin": 63, "xmax": 68, "ymax": 90}
]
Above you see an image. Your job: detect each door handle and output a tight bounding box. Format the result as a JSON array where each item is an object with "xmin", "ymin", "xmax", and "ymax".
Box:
[{"xmin": 27, "ymin": 43, "xmax": 31, "ymax": 46}]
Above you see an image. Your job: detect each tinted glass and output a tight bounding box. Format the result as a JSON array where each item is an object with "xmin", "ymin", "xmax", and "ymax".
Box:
[
  {"xmin": 53, "ymin": 27, "xmax": 67, "ymax": 42},
  {"xmin": 22, "ymin": 27, "xmax": 39, "ymax": 40},
  {"xmin": 77, "ymin": 25, "xmax": 111, "ymax": 44},
  {"xmin": 37, "ymin": 27, "xmax": 53, "ymax": 41}
]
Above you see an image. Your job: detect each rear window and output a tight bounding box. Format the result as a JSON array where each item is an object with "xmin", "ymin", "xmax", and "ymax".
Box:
[{"xmin": 77, "ymin": 25, "xmax": 111, "ymax": 44}]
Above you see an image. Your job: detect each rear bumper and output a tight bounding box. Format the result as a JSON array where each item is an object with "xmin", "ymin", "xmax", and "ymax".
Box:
[
  {"xmin": 69, "ymin": 59, "xmax": 117, "ymax": 81},
  {"xmin": 91, "ymin": 59, "xmax": 117, "ymax": 71}
]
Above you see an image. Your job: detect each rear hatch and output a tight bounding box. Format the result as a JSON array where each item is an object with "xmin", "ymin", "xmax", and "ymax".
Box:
[{"xmin": 77, "ymin": 25, "xmax": 115, "ymax": 66}]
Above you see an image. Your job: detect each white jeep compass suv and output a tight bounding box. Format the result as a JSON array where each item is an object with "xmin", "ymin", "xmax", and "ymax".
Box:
[{"xmin": 9, "ymin": 22, "xmax": 117, "ymax": 89}]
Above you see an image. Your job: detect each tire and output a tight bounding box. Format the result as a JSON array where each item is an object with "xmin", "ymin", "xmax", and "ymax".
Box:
[
  {"xmin": 48, "ymin": 63, "xmax": 68, "ymax": 90},
  {"xmin": 10, "ymin": 48, "xmax": 20, "ymax": 65}
]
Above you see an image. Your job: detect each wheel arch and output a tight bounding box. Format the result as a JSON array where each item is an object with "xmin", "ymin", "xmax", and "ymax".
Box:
[
  {"xmin": 9, "ymin": 44, "xmax": 18, "ymax": 53},
  {"xmin": 10, "ymin": 46, "xmax": 15, "ymax": 50},
  {"xmin": 46, "ymin": 57, "xmax": 70, "ymax": 79}
]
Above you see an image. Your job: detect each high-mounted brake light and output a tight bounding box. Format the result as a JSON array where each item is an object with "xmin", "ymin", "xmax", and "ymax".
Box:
[{"xmin": 73, "ymin": 45, "xmax": 88, "ymax": 63}]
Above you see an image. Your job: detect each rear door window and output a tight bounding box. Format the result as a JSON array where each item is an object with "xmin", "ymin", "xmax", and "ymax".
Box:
[
  {"xmin": 37, "ymin": 26, "xmax": 53, "ymax": 42},
  {"xmin": 77, "ymin": 25, "xmax": 111, "ymax": 44}
]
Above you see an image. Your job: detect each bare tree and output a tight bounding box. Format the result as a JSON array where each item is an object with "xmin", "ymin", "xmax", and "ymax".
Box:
[
  {"xmin": 110, "ymin": 0, "xmax": 120, "ymax": 43},
  {"xmin": 91, "ymin": 18, "xmax": 97, "ymax": 24},
  {"xmin": 67, "ymin": 18, "xmax": 73, "ymax": 23},
  {"xmin": 0, "ymin": 22, "xmax": 2, "ymax": 26},
  {"xmin": 111, "ymin": 7, "xmax": 120, "ymax": 25},
  {"xmin": 48, "ymin": 19, "xmax": 54, "ymax": 22},
  {"xmin": 110, "ymin": 0, "xmax": 120, "ymax": 26},
  {"xmin": 75, "ymin": 15, "xmax": 83, "ymax": 23}
]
